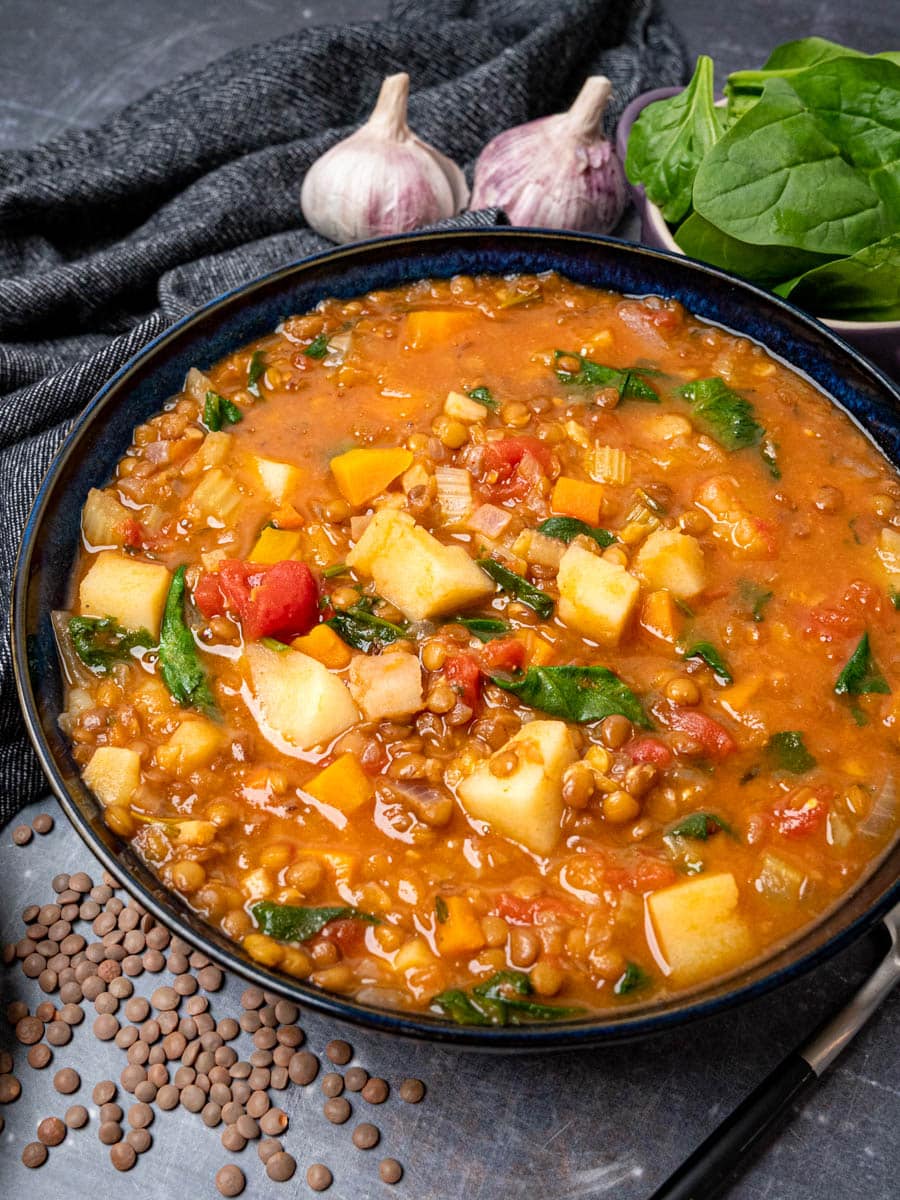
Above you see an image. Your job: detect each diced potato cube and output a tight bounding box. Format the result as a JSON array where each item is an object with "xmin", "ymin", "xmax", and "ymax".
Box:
[
  {"xmin": 633, "ymin": 529, "xmax": 706, "ymax": 599},
  {"xmin": 78, "ymin": 551, "xmax": 171, "ymax": 639},
  {"xmin": 156, "ymin": 717, "xmax": 225, "ymax": 775},
  {"xmin": 557, "ymin": 543, "xmax": 640, "ymax": 646},
  {"xmin": 83, "ymin": 746, "xmax": 141, "ymax": 808},
  {"xmin": 254, "ymin": 456, "xmax": 301, "ymax": 504},
  {"xmin": 405, "ymin": 310, "xmax": 476, "ymax": 349},
  {"xmin": 346, "ymin": 509, "xmax": 493, "ymax": 622},
  {"xmin": 181, "ymin": 430, "xmax": 233, "ymax": 478},
  {"xmin": 639, "ymin": 589, "xmax": 683, "ymax": 644},
  {"xmin": 435, "ymin": 895, "xmax": 486, "ymax": 957},
  {"xmin": 348, "ymin": 650, "xmax": 423, "ymax": 721},
  {"xmin": 648, "ymin": 872, "xmax": 752, "ymax": 984},
  {"xmin": 249, "ymin": 527, "xmax": 302, "ymax": 563},
  {"xmin": 245, "ymin": 644, "xmax": 359, "ymax": 752},
  {"xmin": 457, "ymin": 720, "xmax": 577, "ymax": 855},
  {"xmin": 876, "ymin": 527, "xmax": 900, "ymax": 581},
  {"xmin": 394, "ymin": 936, "xmax": 438, "ymax": 972},
  {"xmin": 81, "ymin": 488, "xmax": 131, "ymax": 548},
  {"xmin": 187, "ymin": 468, "xmax": 242, "ymax": 522},
  {"xmin": 330, "ymin": 447, "xmax": 414, "ymax": 507},
  {"xmin": 444, "ymin": 391, "xmax": 488, "ymax": 422},
  {"xmin": 304, "ymin": 753, "xmax": 373, "ymax": 816},
  {"xmin": 291, "ymin": 624, "xmax": 352, "ymax": 669}
]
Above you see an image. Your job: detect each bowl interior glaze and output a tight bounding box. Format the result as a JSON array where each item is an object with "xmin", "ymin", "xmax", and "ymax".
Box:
[{"xmin": 12, "ymin": 229, "xmax": 900, "ymax": 1048}]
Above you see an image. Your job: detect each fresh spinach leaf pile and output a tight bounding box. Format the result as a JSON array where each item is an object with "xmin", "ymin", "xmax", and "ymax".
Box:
[{"xmin": 625, "ymin": 38, "xmax": 900, "ymax": 321}]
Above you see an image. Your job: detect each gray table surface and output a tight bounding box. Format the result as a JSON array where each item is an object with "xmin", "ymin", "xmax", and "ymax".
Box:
[{"xmin": 1, "ymin": 2, "xmax": 899, "ymax": 1197}]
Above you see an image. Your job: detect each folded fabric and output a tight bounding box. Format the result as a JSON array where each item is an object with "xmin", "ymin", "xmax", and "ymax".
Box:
[{"xmin": 0, "ymin": 0, "xmax": 686, "ymax": 820}]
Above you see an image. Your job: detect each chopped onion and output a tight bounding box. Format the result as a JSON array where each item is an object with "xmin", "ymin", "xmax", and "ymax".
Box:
[
  {"xmin": 350, "ymin": 513, "xmax": 373, "ymax": 541},
  {"xmin": 324, "ymin": 332, "xmax": 352, "ymax": 367},
  {"xmin": 859, "ymin": 773, "xmax": 896, "ymax": 838},
  {"xmin": 435, "ymin": 466, "xmax": 472, "ymax": 526},
  {"xmin": 467, "ymin": 503, "xmax": 511, "ymax": 538}
]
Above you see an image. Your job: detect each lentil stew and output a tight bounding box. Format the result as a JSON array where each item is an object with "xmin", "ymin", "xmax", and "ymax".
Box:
[{"xmin": 59, "ymin": 272, "xmax": 900, "ymax": 1022}]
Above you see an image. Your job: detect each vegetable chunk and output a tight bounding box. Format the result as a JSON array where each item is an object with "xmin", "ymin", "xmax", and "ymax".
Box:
[
  {"xmin": 254, "ymin": 456, "xmax": 301, "ymax": 504},
  {"xmin": 78, "ymin": 551, "xmax": 171, "ymax": 639},
  {"xmin": 633, "ymin": 529, "xmax": 706, "ymax": 599},
  {"xmin": 557, "ymin": 543, "xmax": 640, "ymax": 645},
  {"xmin": 245, "ymin": 644, "xmax": 359, "ymax": 751},
  {"xmin": 83, "ymin": 746, "xmax": 141, "ymax": 808},
  {"xmin": 457, "ymin": 720, "xmax": 577, "ymax": 855},
  {"xmin": 348, "ymin": 650, "xmax": 424, "ymax": 720},
  {"xmin": 330, "ymin": 447, "xmax": 414, "ymax": 506},
  {"xmin": 347, "ymin": 509, "xmax": 493, "ymax": 621},
  {"xmin": 648, "ymin": 872, "xmax": 752, "ymax": 984}
]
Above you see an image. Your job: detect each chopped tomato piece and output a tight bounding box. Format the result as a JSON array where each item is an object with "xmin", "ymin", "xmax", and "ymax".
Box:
[
  {"xmin": 803, "ymin": 580, "xmax": 879, "ymax": 642},
  {"xmin": 442, "ymin": 653, "xmax": 481, "ymax": 711},
  {"xmin": 491, "ymin": 893, "xmax": 580, "ymax": 925},
  {"xmin": 122, "ymin": 518, "xmax": 147, "ymax": 549},
  {"xmin": 772, "ymin": 787, "xmax": 829, "ymax": 838},
  {"xmin": 628, "ymin": 736, "xmax": 673, "ymax": 767},
  {"xmin": 192, "ymin": 559, "xmax": 318, "ymax": 642},
  {"xmin": 666, "ymin": 707, "xmax": 737, "ymax": 758},
  {"xmin": 319, "ymin": 919, "xmax": 369, "ymax": 957},
  {"xmin": 603, "ymin": 855, "xmax": 678, "ymax": 893},
  {"xmin": 481, "ymin": 436, "xmax": 554, "ymax": 500},
  {"xmin": 479, "ymin": 637, "xmax": 526, "ymax": 674}
]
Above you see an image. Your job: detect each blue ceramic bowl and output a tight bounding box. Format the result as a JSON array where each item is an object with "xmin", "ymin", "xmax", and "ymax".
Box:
[{"xmin": 12, "ymin": 229, "xmax": 900, "ymax": 1048}]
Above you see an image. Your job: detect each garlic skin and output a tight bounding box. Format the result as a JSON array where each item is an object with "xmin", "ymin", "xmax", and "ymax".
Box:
[
  {"xmin": 301, "ymin": 73, "xmax": 469, "ymax": 244},
  {"xmin": 470, "ymin": 77, "xmax": 626, "ymax": 233}
]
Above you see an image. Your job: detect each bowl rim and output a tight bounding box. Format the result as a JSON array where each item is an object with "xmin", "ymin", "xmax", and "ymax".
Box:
[
  {"xmin": 11, "ymin": 226, "xmax": 900, "ymax": 1049},
  {"xmin": 616, "ymin": 86, "xmax": 900, "ymax": 334}
]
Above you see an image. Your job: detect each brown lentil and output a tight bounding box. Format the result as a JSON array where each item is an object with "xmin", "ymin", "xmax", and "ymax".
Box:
[{"xmin": 305, "ymin": 1163, "xmax": 331, "ymax": 1191}]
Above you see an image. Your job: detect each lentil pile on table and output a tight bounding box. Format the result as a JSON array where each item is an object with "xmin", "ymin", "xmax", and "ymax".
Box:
[
  {"xmin": 1, "ymin": 839, "xmax": 424, "ymax": 1191},
  {"xmin": 58, "ymin": 271, "xmax": 900, "ymax": 1024}
]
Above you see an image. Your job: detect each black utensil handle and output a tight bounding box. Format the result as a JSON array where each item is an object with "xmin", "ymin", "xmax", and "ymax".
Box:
[{"xmin": 648, "ymin": 1052, "xmax": 816, "ymax": 1200}]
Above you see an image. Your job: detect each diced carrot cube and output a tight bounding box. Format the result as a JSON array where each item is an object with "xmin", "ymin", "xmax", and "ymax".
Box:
[
  {"xmin": 249, "ymin": 526, "xmax": 302, "ymax": 564},
  {"xmin": 304, "ymin": 753, "xmax": 373, "ymax": 816},
  {"xmin": 271, "ymin": 503, "xmax": 304, "ymax": 530},
  {"xmin": 640, "ymin": 589, "xmax": 683, "ymax": 644},
  {"xmin": 291, "ymin": 623, "xmax": 352, "ymax": 669},
  {"xmin": 405, "ymin": 310, "xmax": 476, "ymax": 349},
  {"xmin": 550, "ymin": 476, "xmax": 605, "ymax": 526},
  {"xmin": 329, "ymin": 448, "xmax": 414, "ymax": 507},
  {"xmin": 515, "ymin": 628, "xmax": 555, "ymax": 666},
  {"xmin": 435, "ymin": 895, "xmax": 486, "ymax": 957}
]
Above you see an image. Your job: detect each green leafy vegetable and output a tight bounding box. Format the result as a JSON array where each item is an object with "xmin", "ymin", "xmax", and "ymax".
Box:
[
  {"xmin": 537, "ymin": 516, "xmax": 616, "ymax": 548},
  {"xmin": 434, "ymin": 897, "xmax": 449, "ymax": 924},
  {"xmin": 675, "ymin": 598, "xmax": 695, "ymax": 619},
  {"xmin": 834, "ymin": 633, "xmax": 891, "ymax": 696},
  {"xmin": 554, "ymin": 351, "xmax": 659, "ymax": 402},
  {"xmin": 449, "ymin": 616, "xmax": 510, "ymax": 642},
  {"xmin": 252, "ymin": 902, "xmax": 378, "ymax": 943},
  {"xmin": 159, "ymin": 566, "xmax": 216, "ymax": 713},
  {"xmin": 489, "ymin": 666, "xmax": 650, "ymax": 728},
  {"xmin": 624, "ymin": 55, "xmax": 725, "ymax": 223},
  {"xmin": 676, "ymin": 211, "xmax": 830, "ymax": 287},
  {"xmin": 738, "ymin": 580, "xmax": 774, "ymax": 622},
  {"xmin": 614, "ymin": 962, "xmax": 650, "ymax": 996},
  {"xmin": 668, "ymin": 812, "xmax": 735, "ymax": 840},
  {"xmin": 467, "ymin": 386, "xmax": 499, "ymax": 411},
  {"xmin": 260, "ymin": 637, "xmax": 289, "ymax": 652},
  {"xmin": 851, "ymin": 705, "xmax": 869, "ymax": 727},
  {"xmin": 68, "ymin": 616, "xmax": 153, "ymax": 675},
  {"xmin": 247, "ymin": 350, "xmax": 266, "ymax": 394},
  {"xmin": 684, "ymin": 641, "xmax": 733, "ymax": 685},
  {"xmin": 322, "ymin": 562, "xmax": 348, "ymax": 579},
  {"xmin": 761, "ymin": 440, "xmax": 781, "ymax": 480},
  {"xmin": 890, "ymin": 586, "xmax": 900, "ymax": 612},
  {"xmin": 203, "ymin": 390, "xmax": 243, "ymax": 432},
  {"xmin": 477, "ymin": 558, "xmax": 554, "ymax": 619},
  {"xmin": 766, "ymin": 731, "xmax": 817, "ymax": 773},
  {"xmin": 774, "ymin": 234, "xmax": 900, "ymax": 321},
  {"xmin": 678, "ymin": 377, "xmax": 764, "ymax": 451},
  {"xmin": 304, "ymin": 333, "xmax": 330, "ymax": 359},
  {"xmin": 433, "ymin": 970, "xmax": 582, "ymax": 1026},
  {"xmin": 326, "ymin": 606, "xmax": 407, "ymax": 653}
]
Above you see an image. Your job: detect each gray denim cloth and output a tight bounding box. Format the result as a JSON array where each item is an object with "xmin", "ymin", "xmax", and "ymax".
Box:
[{"xmin": 0, "ymin": 0, "xmax": 687, "ymax": 820}]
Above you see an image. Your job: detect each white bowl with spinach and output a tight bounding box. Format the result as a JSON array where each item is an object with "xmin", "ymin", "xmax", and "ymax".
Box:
[{"xmin": 620, "ymin": 38, "xmax": 900, "ymax": 375}]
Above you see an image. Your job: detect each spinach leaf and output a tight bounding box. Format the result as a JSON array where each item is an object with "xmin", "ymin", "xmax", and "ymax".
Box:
[
  {"xmin": 489, "ymin": 665, "xmax": 650, "ymax": 728},
  {"xmin": 761, "ymin": 440, "xmax": 781, "ymax": 480},
  {"xmin": 890, "ymin": 586, "xmax": 900, "ymax": 612},
  {"xmin": 675, "ymin": 212, "xmax": 832, "ymax": 287},
  {"xmin": 203, "ymin": 390, "xmax": 243, "ymax": 432},
  {"xmin": 554, "ymin": 351, "xmax": 659, "ymax": 402},
  {"xmin": 537, "ymin": 516, "xmax": 616, "ymax": 548},
  {"xmin": 304, "ymin": 333, "xmax": 330, "ymax": 359},
  {"xmin": 322, "ymin": 561, "xmax": 348, "ymax": 579},
  {"xmin": 434, "ymin": 897, "xmax": 449, "ymax": 924},
  {"xmin": 467, "ymin": 386, "xmax": 499, "ymax": 411},
  {"xmin": 159, "ymin": 566, "xmax": 216, "ymax": 713},
  {"xmin": 614, "ymin": 962, "xmax": 650, "ymax": 996},
  {"xmin": 774, "ymin": 234, "xmax": 900, "ymax": 321},
  {"xmin": 247, "ymin": 350, "xmax": 266, "ymax": 395},
  {"xmin": 834, "ymin": 632, "xmax": 891, "ymax": 695},
  {"xmin": 684, "ymin": 641, "xmax": 733, "ymax": 685},
  {"xmin": 766, "ymin": 731, "xmax": 817, "ymax": 773},
  {"xmin": 252, "ymin": 902, "xmax": 378, "ymax": 943},
  {"xmin": 723, "ymin": 38, "xmax": 885, "ymax": 115},
  {"xmin": 476, "ymin": 559, "xmax": 554, "ymax": 619},
  {"xmin": 433, "ymin": 971, "xmax": 583, "ymax": 1026},
  {"xmin": 624, "ymin": 55, "xmax": 725, "ymax": 223},
  {"xmin": 68, "ymin": 616, "xmax": 153, "ymax": 675},
  {"xmin": 678, "ymin": 377, "xmax": 764, "ymax": 451},
  {"xmin": 693, "ymin": 76, "xmax": 893, "ymax": 257},
  {"xmin": 449, "ymin": 616, "xmax": 510, "ymax": 642},
  {"xmin": 737, "ymin": 580, "xmax": 773, "ymax": 622},
  {"xmin": 668, "ymin": 812, "xmax": 734, "ymax": 840},
  {"xmin": 326, "ymin": 606, "xmax": 407, "ymax": 652}
]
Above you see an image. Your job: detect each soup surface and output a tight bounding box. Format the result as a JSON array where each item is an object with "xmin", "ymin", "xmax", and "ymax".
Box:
[{"xmin": 61, "ymin": 273, "xmax": 900, "ymax": 1023}]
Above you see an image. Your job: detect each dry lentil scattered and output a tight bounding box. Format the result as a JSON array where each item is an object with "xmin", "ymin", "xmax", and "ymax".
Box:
[
  {"xmin": 126, "ymin": 1127, "xmax": 152, "ymax": 1153},
  {"xmin": 1, "ymin": 1072, "xmax": 24, "ymax": 1102},
  {"xmin": 99, "ymin": 1120, "xmax": 123, "ymax": 1145},
  {"xmin": 110, "ymin": 1141, "xmax": 137, "ymax": 1171},
  {"xmin": 27, "ymin": 1043, "xmax": 52, "ymax": 1070},
  {"xmin": 65, "ymin": 1104, "xmax": 89, "ymax": 1129},
  {"xmin": 37, "ymin": 1115, "xmax": 67, "ymax": 1146},
  {"xmin": 53, "ymin": 1067, "xmax": 80, "ymax": 1095},
  {"xmin": 399, "ymin": 1077, "xmax": 426, "ymax": 1103},
  {"xmin": 22, "ymin": 1141, "xmax": 48, "ymax": 1168},
  {"xmin": 361, "ymin": 1076, "xmax": 389, "ymax": 1105},
  {"xmin": 13, "ymin": 824, "xmax": 33, "ymax": 846},
  {"xmin": 266, "ymin": 1151, "xmax": 297, "ymax": 1183},
  {"xmin": 216, "ymin": 1164, "xmax": 246, "ymax": 1197},
  {"xmin": 306, "ymin": 1162, "xmax": 332, "ymax": 1191},
  {"xmin": 379, "ymin": 1157, "xmax": 404, "ymax": 1184},
  {"xmin": 258, "ymin": 1138, "xmax": 283, "ymax": 1164},
  {"xmin": 324, "ymin": 1039, "xmax": 352, "ymax": 1066},
  {"xmin": 323, "ymin": 1096, "xmax": 351, "ymax": 1125},
  {"xmin": 32, "ymin": 813, "xmax": 54, "ymax": 835}
]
